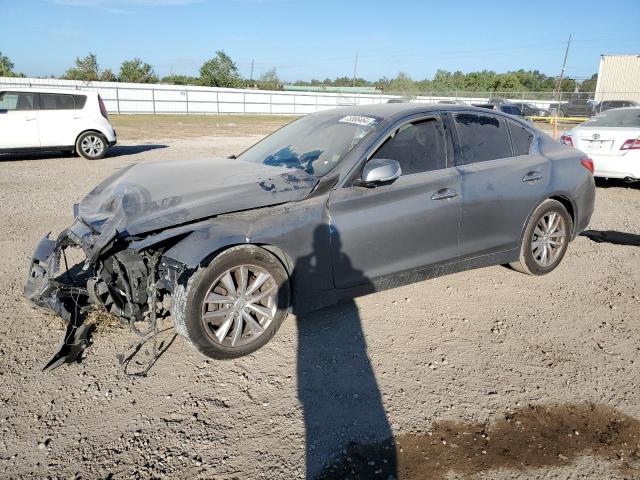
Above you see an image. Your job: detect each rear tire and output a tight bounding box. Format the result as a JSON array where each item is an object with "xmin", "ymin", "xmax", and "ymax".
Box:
[
  {"xmin": 510, "ymin": 199, "xmax": 572, "ymax": 276},
  {"xmin": 171, "ymin": 245, "xmax": 290, "ymax": 360},
  {"xmin": 76, "ymin": 131, "xmax": 107, "ymax": 160}
]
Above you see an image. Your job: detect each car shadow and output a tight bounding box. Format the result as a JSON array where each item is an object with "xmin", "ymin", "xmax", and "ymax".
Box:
[
  {"xmin": 0, "ymin": 144, "xmax": 167, "ymax": 161},
  {"xmin": 581, "ymin": 230, "xmax": 640, "ymax": 247},
  {"xmin": 293, "ymin": 226, "xmax": 396, "ymax": 479},
  {"xmin": 105, "ymin": 144, "xmax": 168, "ymax": 158},
  {"xmin": 594, "ymin": 178, "xmax": 639, "ymax": 190}
]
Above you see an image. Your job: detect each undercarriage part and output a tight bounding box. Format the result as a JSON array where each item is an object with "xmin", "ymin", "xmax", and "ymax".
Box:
[
  {"xmin": 95, "ymin": 249, "xmax": 156, "ymax": 321},
  {"xmin": 43, "ymin": 322, "xmax": 92, "ymax": 371}
]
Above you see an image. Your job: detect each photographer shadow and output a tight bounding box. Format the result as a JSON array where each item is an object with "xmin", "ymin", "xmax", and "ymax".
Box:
[{"xmin": 294, "ymin": 226, "xmax": 397, "ymax": 479}]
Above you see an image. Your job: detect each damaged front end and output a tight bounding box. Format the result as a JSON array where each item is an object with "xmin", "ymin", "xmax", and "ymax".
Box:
[{"xmin": 25, "ymin": 217, "xmax": 186, "ymax": 371}]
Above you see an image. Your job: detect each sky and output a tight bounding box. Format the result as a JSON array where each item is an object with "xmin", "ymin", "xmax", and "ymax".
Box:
[{"xmin": 1, "ymin": 0, "xmax": 639, "ymax": 82}]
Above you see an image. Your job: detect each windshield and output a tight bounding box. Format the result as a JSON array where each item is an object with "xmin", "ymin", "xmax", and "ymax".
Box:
[
  {"xmin": 238, "ymin": 112, "xmax": 381, "ymax": 176},
  {"xmin": 582, "ymin": 108, "xmax": 640, "ymax": 128}
]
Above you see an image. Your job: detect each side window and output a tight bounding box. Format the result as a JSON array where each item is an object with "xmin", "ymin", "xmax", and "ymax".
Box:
[
  {"xmin": 40, "ymin": 93, "xmax": 77, "ymax": 110},
  {"xmin": 507, "ymin": 120, "xmax": 534, "ymax": 156},
  {"xmin": 371, "ymin": 116, "xmax": 447, "ymax": 175},
  {"xmin": 0, "ymin": 92, "xmax": 35, "ymax": 111},
  {"xmin": 453, "ymin": 113, "xmax": 512, "ymax": 164},
  {"xmin": 73, "ymin": 95, "xmax": 87, "ymax": 108}
]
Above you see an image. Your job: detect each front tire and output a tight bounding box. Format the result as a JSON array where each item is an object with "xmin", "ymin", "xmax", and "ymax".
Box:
[
  {"xmin": 510, "ymin": 199, "xmax": 572, "ymax": 276},
  {"xmin": 76, "ymin": 131, "xmax": 107, "ymax": 160},
  {"xmin": 171, "ymin": 245, "xmax": 290, "ymax": 359}
]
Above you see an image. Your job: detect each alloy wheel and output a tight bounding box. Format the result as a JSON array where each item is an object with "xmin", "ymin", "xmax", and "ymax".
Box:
[
  {"xmin": 200, "ymin": 264, "xmax": 278, "ymax": 347},
  {"xmin": 80, "ymin": 135, "xmax": 104, "ymax": 158},
  {"xmin": 531, "ymin": 212, "xmax": 566, "ymax": 267}
]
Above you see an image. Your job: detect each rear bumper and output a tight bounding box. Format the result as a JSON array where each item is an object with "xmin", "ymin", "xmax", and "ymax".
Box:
[
  {"xmin": 591, "ymin": 153, "xmax": 640, "ymax": 180},
  {"xmin": 108, "ymin": 128, "xmax": 117, "ymax": 147}
]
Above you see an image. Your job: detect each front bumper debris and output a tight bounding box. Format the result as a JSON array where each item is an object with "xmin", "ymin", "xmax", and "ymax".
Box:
[{"xmin": 25, "ymin": 229, "xmax": 93, "ymax": 370}]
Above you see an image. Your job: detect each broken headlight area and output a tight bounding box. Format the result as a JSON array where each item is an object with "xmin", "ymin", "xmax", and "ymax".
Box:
[{"xmin": 25, "ymin": 222, "xmax": 188, "ymax": 371}]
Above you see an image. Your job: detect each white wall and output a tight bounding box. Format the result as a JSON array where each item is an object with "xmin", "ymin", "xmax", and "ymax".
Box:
[
  {"xmin": 595, "ymin": 55, "xmax": 640, "ymax": 103},
  {"xmin": 0, "ymin": 76, "xmax": 556, "ymax": 114}
]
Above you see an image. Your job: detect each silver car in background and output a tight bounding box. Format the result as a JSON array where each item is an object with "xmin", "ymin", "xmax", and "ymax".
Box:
[{"xmin": 561, "ymin": 107, "xmax": 640, "ymax": 181}]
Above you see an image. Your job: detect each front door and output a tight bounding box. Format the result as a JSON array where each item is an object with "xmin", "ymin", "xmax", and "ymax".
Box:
[
  {"xmin": 328, "ymin": 115, "xmax": 461, "ymax": 289},
  {"xmin": 0, "ymin": 91, "xmax": 39, "ymax": 149}
]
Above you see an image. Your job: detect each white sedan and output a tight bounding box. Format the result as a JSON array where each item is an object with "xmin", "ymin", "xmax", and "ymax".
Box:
[{"xmin": 560, "ymin": 107, "xmax": 640, "ymax": 181}]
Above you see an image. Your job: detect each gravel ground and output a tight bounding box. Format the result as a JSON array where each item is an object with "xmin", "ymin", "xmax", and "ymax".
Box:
[{"xmin": 0, "ymin": 117, "xmax": 639, "ymax": 479}]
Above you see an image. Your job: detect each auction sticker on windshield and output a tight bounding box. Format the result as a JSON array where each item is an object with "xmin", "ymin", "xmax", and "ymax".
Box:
[{"xmin": 339, "ymin": 115, "xmax": 378, "ymax": 127}]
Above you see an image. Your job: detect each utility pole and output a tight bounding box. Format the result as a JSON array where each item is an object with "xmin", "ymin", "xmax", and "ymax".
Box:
[
  {"xmin": 553, "ymin": 34, "xmax": 571, "ymax": 137},
  {"xmin": 555, "ymin": 34, "xmax": 571, "ymax": 97},
  {"xmin": 352, "ymin": 54, "xmax": 358, "ymax": 87},
  {"xmin": 250, "ymin": 59, "xmax": 254, "ymax": 81}
]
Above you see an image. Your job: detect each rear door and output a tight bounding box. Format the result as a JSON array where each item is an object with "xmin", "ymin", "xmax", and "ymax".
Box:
[
  {"xmin": 37, "ymin": 93, "xmax": 86, "ymax": 147},
  {"xmin": 328, "ymin": 114, "xmax": 461, "ymax": 288},
  {"xmin": 0, "ymin": 91, "xmax": 39, "ymax": 149},
  {"xmin": 452, "ymin": 111, "xmax": 549, "ymax": 257}
]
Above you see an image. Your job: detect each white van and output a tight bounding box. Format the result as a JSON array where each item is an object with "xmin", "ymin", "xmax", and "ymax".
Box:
[{"xmin": 0, "ymin": 88, "xmax": 117, "ymax": 160}]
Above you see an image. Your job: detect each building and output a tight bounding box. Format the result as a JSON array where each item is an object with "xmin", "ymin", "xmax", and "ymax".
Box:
[{"xmin": 595, "ymin": 54, "xmax": 640, "ymax": 103}]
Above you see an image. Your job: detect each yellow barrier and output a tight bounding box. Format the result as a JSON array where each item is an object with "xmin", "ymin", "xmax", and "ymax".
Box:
[{"xmin": 526, "ymin": 115, "xmax": 589, "ymax": 123}]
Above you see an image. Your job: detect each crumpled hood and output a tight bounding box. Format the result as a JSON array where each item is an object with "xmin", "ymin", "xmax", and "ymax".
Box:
[{"xmin": 79, "ymin": 157, "xmax": 318, "ymax": 239}]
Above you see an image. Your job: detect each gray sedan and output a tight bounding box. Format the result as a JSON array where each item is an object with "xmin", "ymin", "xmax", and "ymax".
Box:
[{"xmin": 26, "ymin": 104, "xmax": 595, "ymax": 364}]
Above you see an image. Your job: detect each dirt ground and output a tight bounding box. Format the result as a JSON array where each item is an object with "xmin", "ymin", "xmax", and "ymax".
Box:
[{"xmin": 0, "ymin": 115, "xmax": 639, "ymax": 480}]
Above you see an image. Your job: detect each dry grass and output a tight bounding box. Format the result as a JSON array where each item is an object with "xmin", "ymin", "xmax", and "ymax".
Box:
[
  {"xmin": 85, "ymin": 307, "xmax": 125, "ymax": 334},
  {"xmin": 110, "ymin": 114, "xmax": 297, "ymax": 141}
]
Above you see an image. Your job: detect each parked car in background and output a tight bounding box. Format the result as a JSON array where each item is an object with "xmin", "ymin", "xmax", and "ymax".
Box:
[
  {"xmin": 560, "ymin": 107, "xmax": 640, "ymax": 181},
  {"xmin": 548, "ymin": 93, "xmax": 594, "ymax": 118},
  {"xmin": 0, "ymin": 88, "xmax": 116, "ymax": 160},
  {"xmin": 437, "ymin": 99, "xmax": 468, "ymax": 105},
  {"xmin": 473, "ymin": 103, "xmax": 523, "ymax": 116},
  {"xmin": 514, "ymin": 102, "xmax": 549, "ymax": 117},
  {"xmin": 26, "ymin": 104, "xmax": 595, "ymax": 363},
  {"xmin": 592, "ymin": 100, "xmax": 639, "ymax": 115}
]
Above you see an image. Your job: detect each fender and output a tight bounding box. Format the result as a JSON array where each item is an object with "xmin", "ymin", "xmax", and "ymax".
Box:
[{"xmin": 161, "ymin": 196, "xmax": 335, "ymax": 298}]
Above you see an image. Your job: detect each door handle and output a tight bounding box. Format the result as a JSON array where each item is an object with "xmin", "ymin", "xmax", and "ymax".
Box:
[
  {"xmin": 522, "ymin": 171, "xmax": 543, "ymax": 183},
  {"xmin": 25, "ymin": 117, "xmax": 37, "ymax": 121},
  {"xmin": 431, "ymin": 188, "xmax": 458, "ymax": 200}
]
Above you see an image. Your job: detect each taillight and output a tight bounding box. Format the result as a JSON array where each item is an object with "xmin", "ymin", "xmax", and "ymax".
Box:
[
  {"xmin": 98, "ymin": 95, "xmax": 108, "ymax": 119},
  {"xmin": 560, "ymin": 135, "xmax": 573, "ymax": 147},
  {"xmin": 580, "ymin": 158, "xmax": 594, "ymax": 173},
  {"xmin": 620, "ymin": 138, "xmax": 640, "ymax": 150}
]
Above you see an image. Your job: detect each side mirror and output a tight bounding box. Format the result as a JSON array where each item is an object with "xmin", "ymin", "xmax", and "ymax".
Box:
[{"xmin": 360, "ymin": 158, "xmax": 401, "ymax": 186}]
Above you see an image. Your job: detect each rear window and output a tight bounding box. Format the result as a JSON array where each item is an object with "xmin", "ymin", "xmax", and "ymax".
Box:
[
  {"xmin": 507, "ymin": 120, "xmax": 534, "ymax": 156},
  {"xmin": 501, "ymin": 105, "xmax": 522, "ymax": 116},
  {"xmin": 582, "ymin": 109, "xmax": 640, "ymax": 128},
  {"xmin": 454, "ymin": 113, "xmax": 512, "ymax": 164},
  {"xmin": 0, "ymin": 91, "xmax": 35, "ymax": 110},
  {"xmin": 39, "ymin": 93, "xmax": 86, "ymax": 110}
]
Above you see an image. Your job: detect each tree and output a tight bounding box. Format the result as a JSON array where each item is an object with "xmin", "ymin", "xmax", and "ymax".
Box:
[
  {"xmin": 257, "ymin": 68, "xmax": 282, "ymax": 90},
  {"xmin": 387, "ymin": 72, "xmax": 416, "ymax": 94},
  {"xmin": 100, "ymin": 69, "xmax": 117, "ymax": 82},
  {"xmin": 161, "ymin": 74, "xmax": 200, "ymax": 86},
  {"xmin": 63, "ymin": 53, "xmax": 100, "ymax": 81},
  {"xmin": 0, "ymin": 52, "xmax": 18, "ymax": 77},
  {"xmin": 199, "ymin": 50, "xmax": 242, "ymax": 88},
  {"xmin": 119, "ymin": 58, "xmax": 158, "ymax": 83},
  {"xmin": 579, "ymin": 74, "xmax": 598, "ymax": 92}
]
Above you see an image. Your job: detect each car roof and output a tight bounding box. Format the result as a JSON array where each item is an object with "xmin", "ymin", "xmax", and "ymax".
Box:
[
  {"xmin": 0, "ymin": 87, "xmax": 96, "ymax": 96},
  {"xmin": 595, "ymin": 106, "xmax": 640, "ymax": 113},
  {"xmin": 317, "ymin": 102, "xmax": 492, "ymax": 120}
]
